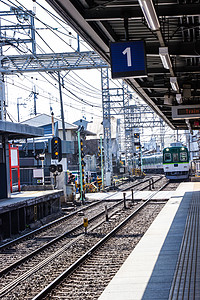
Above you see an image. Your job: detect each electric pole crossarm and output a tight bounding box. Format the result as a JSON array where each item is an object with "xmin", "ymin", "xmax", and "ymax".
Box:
[
  {"xmin": 0, "ymin": 51, "xmax": 108, "ymax": 74},
  {"xmin": 2, "ymin": 39, "xmax": 34, "ymax": 45},
  {"xmin": 0, "ymin": 25, "xmax": 31, "ymax": 30}
]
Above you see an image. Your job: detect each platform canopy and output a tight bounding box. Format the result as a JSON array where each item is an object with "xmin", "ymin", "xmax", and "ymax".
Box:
[
  {"xmin": 46, "ymin": 0, "xmax": 200, "ymax": 131},
  {"xmin": 0, "ymin": 120, "xmax": 44, "ymax": 139}
]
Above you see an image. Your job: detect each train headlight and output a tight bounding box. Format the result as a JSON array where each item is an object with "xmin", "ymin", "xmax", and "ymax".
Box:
[
  {"xmin": 181, "ymin": 147, "xmax": 185, "ymax": 150},
  {"xmin": 166, "ymin": 148, "xmax": 169, "ymax": 151}
]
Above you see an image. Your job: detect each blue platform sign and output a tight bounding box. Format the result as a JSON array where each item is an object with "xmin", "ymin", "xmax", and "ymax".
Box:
[{"xmin": 110, "ymin": 41, "xmax": 147, "ymax": 79}]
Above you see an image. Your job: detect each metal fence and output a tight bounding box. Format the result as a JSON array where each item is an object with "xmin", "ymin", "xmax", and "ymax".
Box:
[{"xmin": 20, "ymin": 167, "xmax": 52, "ymax": 186}]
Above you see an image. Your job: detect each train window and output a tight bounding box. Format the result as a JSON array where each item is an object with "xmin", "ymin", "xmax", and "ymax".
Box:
[
  {"xmin": 173, "ymin": 153, "xmax": 179, "ymax": 162},
  {"xmin": 180, "ymin": 152, "xmax": 187, "ymax": 161},
  {"xmin": 164, "ymin": 153, "xmax": 171, "ymax": 162}
]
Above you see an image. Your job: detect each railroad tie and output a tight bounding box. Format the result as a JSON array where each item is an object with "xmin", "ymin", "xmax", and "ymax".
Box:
[{"xmin": 169, "ymin": 192, "xmax": 200, "ymax": 300}]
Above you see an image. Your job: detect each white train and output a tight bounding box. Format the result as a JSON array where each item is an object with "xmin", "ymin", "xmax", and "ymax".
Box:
[
  {"xmin": 138, "ymin": 153, "xmax": 163, "ymax": 173},
  {"xmin": 163, "ymin": 143, "xmax": 190, "ymax": 179},
  {"xmin": 136, "ymin": 142, "xmax": 190, "ymax": 179}
]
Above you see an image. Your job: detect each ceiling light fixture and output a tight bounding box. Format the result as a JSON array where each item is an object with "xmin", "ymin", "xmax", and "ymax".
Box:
[
  {"xmin": 138, "ymin": 0, "xmax": 160, "ymax": 31},
  {"xmin": 159, "ymin": 47, "xmax": 172, "ymax": 70},
  {"xmin": 170, "ymin": 77, "xmax": 179, "ymax": 92},
  {"xmin": 176, "ymin": 94, "xmax": 182, "ymax": 104},
  {"xmin": 164, "ymin": 94, "xmax": 173, "ymax": 106}
]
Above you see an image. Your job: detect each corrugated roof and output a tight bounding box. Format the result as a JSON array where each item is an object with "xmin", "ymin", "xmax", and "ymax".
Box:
[
  {"xmin": 21, "ymin": 113, "xmax": 78, "ymax": 130},
  {"xmin": 0, "ymin": 120, "xmax": 43, "ymax": 139}
]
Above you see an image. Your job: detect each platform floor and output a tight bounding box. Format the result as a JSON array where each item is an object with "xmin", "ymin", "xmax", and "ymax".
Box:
[
  {"xmin": 0, "ymin": 190, "xmax": 63, "ymax": 213},
  {"xmin": 83, "ymin": 190, "xmax": 174, "ymax": 201},
  {"xmin": 0, "ymin": 190, "xmax": 63, "ymax": 239},
  {"xmin": 98, "ymin": 182, "xmax": 200, "ymax": 300}
]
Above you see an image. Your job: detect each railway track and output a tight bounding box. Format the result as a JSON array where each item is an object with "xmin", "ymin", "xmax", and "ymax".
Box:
[
  {"xmin": 0, "ymin": 200, "xmax": 119, "ymax": 272},
  {"xmin": 0, "ymin": 176, "xmax": 167, "ymax": 278},
  {"xmin": 0, "ymin": 174, "xmax": 164, "ymax": 253},
  {"xmin": 34, "ymin": 202, "xmax": 162, "ymax": 300},
  {"xmin": 0, "ymin": 180, "xmax": 170, "ymax": 299}
]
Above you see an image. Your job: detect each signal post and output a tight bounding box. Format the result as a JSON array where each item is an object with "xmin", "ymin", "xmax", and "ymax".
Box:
[{"xmin": 77, "ymin": 128, "xmax": 86, "ymax": 204}]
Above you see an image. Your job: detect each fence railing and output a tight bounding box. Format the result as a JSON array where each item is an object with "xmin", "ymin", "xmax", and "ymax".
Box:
[{"xmin": 20, "ymin": 167, "xmax": 52, "ymax": 186}]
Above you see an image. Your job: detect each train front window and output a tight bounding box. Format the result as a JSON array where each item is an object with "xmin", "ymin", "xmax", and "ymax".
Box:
[
  {"xmin": 173, "ymin": 153, "xmax": 179, "ymax": 162},
  {"xmin": 180, "ymin": 152, "xmax": 187, "ymax": 161},
  {"xmin": 164, "ymin": 153, "xmax": 171, "ymax": 162}
]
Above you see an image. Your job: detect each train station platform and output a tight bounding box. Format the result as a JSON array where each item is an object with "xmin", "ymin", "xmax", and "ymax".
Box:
[
  {"xmin": 84, "ymin": 190, "xmax": 174, "ymax": 201},
  {"xmin": 0, "ymin": 189, "xmax": 63, "ymax": 240},
  {"xmin": 98, "ymin": 182, "xmax": 200, "ymax": 300}
]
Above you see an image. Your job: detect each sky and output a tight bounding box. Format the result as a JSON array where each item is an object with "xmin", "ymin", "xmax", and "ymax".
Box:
[
  {"xmin": 2, "ymin": 0, "xmax": 105, "ymax": 123},
  {"xmin": 0, "ymin": 0, "xmax": 185, "ymax": 147}
]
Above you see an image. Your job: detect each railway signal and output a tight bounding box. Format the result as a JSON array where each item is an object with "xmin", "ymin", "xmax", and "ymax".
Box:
[
  {"xmin": 134, "ymin": 133, "xmax": 140, "ymax": 138},
  {"xmin": 51, "ymin": 137, "xmax": 62, "ymax": 162},
  {"xmin": 49, "ymin": 164, "xmax": 63, "ymax": 173}
]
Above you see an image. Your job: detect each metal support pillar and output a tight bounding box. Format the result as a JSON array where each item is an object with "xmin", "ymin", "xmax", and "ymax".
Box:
[
  {"xmin": 100, "ymin": 134, "xmax": 104, "ymax": 190},
  {"xmin": 5, "ymin": 136, "xmax": 11, "ymax": 197},
  {"xmin": 77, "ymin": 130, "xmax": 84, "ymax": 203},
  {"xmin": 123, "ymin": 82, "xmax": 135, "ymax": 168},
  {"xmin": 0, "ymin": 74, "xmax": 5, "ymax": 120},
  {"xmin": 0, "ymin": 19, "xmax": 5, "ymax": 120},
  {"xmin": 30, "ymin": 13, "xmax": 36, "ymax": 55},
  {"xmin": 160, "ymin": 117, "xmax": 165, "ymax": 150},
  {"xmin": 0, "ymin": 18, "xmax": 5, "ymax": 120},
  {"xmin": 101, "ymin": 68, "xmax": 112, "ymax": 186}
]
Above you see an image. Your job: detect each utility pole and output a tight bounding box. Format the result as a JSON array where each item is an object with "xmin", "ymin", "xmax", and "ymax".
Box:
[
  {"xmin": 58, "ymin": 71, "xmax": 66, "ymax": 141},
  {"xmin": 51, "ymin": 112, "xmax": 55, "ymax": 137},
  {"xmin": 17, "ymin": 97, "xmax": 22, "ymax": 122},
  {"xmin": 33, "ymin": 86, "xmax": 37, "ymax": 116},
  {"xmin": 57, "ymin": 71, "xmax": 68, "ymax": 198}
]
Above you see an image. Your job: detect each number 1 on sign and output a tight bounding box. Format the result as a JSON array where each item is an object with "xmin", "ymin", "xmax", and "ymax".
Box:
[{"xmin": 122, "ymin": 47, "xmax": 132, "ymax": 67}]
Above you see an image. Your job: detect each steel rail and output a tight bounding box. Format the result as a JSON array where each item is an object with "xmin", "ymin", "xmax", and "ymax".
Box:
[
  {"xmin": 0, "ymin": 173, "xmax": 161, "ymax": 277},
  {"xmin": 0, "ymin": 179, "xmax": 168, "ymax": 298},
  {"xmin": 0, "ymin": 200, "xmax": 101, "ymax": 251},
  {"xmin": 0, "ymin": 199, "xmax": 122, "ymax": 277},
  {"xmin": 125, "ymin": 175, "xmax": 165, "ymax": 192},
  {"xmin": 32, "ymin": 181, "xmax": 169, "ymax": 300},
  {"xmin": 0, "ymin": 175, "xmax": 163, "ymax": 251}
]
